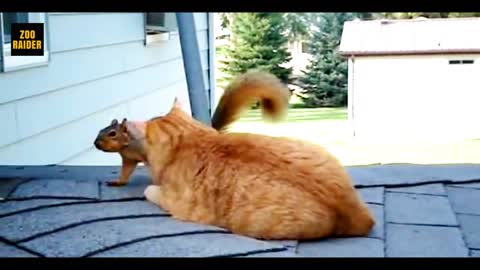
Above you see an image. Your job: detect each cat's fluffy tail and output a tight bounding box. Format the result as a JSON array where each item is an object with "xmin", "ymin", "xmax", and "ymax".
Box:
[{"xmin": 211, "ymin": 70, "xmax": 291, "ymax": 131}]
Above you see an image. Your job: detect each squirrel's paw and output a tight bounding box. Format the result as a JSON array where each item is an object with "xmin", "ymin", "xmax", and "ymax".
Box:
[{"xmin": 106, "ymin": 179, "xmax": 127, "ymax": 187}]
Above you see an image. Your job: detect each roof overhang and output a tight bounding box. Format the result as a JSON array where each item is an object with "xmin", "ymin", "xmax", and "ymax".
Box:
[
  {"xmin": 339, "ymin": 18, "xmax": 480, "ymax": 59},
  {"xmin": 339, "ymin": 49, "xmax": 480, "ymax": 58}
]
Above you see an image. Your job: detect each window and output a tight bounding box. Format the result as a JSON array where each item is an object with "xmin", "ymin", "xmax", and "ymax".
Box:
[
  {"xmin": 0, "ymin": 12, "xmax": 49, "ymax": 72},
  {"xmin": 144, "ymin": 13, "xmax": 177, "ymax": 45},
  {"xmin": 3, "ymin": 13, "xmax": 28, "ymax": 44},
  {"xmin": 449, "ymin": 59, "xmax": 475, "ymax": 65}
]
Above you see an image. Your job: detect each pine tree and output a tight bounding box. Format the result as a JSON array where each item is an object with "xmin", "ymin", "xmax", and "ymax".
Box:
[
  {"xmin": 299, "ymin": 13, "xmax": 356, "ymax": 107},
  {"xmin": 283, "ymin": 13, "xmax": 310, "ymax": 42},
  {"xmin": 220, "ymin": 13, "xmax": 292, "ymax": 85}
]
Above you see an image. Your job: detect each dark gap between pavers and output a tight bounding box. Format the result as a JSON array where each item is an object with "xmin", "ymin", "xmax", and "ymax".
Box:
[
  {"xmin": 87, "ymin": 232, "xmax": 283, "ymax": 258},
  {"xmin": 0, "ymin": 200, "xmax": 166, "ymax": 242},
  {"xmin": 0, "ymin": 178, "xmax": 32, "ymax": 200},
  {"xmin": 358, "ymin": 187, "xmax": 384, "ymax": 204},
  {"xmin": 448, "ymin": 183, "xmax": 480, "ymax": 190},
  {"xmin": 19, "ymin": 217, "xmax": 229, "ymax": 257},
  {"xmin": 0, "ymin": 240, "xmax": 40, "ymax": 257},
  {"xmin": 387, "ymin": 183, "xmax": 446, "ymax": 196},
  {"xmin": 0, "ymin": 199, "xmax": 81, "ymax": 217},
  {"xmin": 8, "ymin": 178, "xmax": 100, "ymax": 200}
]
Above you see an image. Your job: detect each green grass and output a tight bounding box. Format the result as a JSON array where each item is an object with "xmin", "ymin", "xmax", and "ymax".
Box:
[
  {"xmin": 229, "ymin": 106, "xmax": 480, "ymax": 166},
  {"xmin": 238, "ymin": 107, "xmax": 347, "ymax": 123}
]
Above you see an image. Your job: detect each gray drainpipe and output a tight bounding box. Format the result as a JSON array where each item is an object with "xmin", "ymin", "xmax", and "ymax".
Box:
[
  {"xmin": 176, "ymin": 13, "xmax": 211, "ymax": 125},
  {"xmin": 0, "ymin": 13, "xmax": 5, "ymax": 72}
]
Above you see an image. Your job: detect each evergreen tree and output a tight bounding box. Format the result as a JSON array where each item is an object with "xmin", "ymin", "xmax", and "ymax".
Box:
[
  {"xmin": 353, "ymin": 12, "xmax": 380, "ymax": 20},
  {"xmin": 220, "ymin": 13, "xmax": 292, "ymax": 85},
  {"xmin": 283, "ymin": 13, "xmax": 310, "ymax": 42},
  {"xmin": 299, "ymin": 13, "xmax": 355, "ymax": 107}
]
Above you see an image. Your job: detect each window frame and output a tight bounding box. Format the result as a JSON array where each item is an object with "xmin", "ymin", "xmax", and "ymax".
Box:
[
  {"xmin": 143, "ymin": 12, "xmax": 178, "ymax": 46},
  {"xmin": 448, "ymin": 59, "xmax": 475, "ymax": 65},
  {"xmin": 0, "ymin": 12, "xmax": 50, "ymax": 73},
  {"xmin": 3, "ymin": 12, "xmax": 29, "ymax": 44}
]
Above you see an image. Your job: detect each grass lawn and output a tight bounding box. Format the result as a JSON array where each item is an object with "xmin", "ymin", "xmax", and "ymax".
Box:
[
  {"xmin": 238, "ymin": 107, "xmax": 348, "ymax": 123},
  {"xmin": 229, "ymin": 106, "xmax": 480, "ymax": 166}
]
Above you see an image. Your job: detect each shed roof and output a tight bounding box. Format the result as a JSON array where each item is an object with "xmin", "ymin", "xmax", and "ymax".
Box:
[{"xmin": 339, "ymin": 17, "xmax": 480, "ymax": 56}]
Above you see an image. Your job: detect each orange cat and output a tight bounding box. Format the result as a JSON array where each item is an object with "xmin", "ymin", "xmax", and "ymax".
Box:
[{"xmin": 124, "ymin": 70, "xmax": 374, "ymax": 240}]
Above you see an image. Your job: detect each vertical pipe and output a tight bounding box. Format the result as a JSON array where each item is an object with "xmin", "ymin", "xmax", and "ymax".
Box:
[
  {"xmin": 0, "ymin": 13, "xmax": 5, "ymax": 72},
  {"xmin": 347, "ymin": 56, "xmax": 355, "ymax": 138},
  {"xmin": 176, "ymin": 12, "xmax": 211, "ymax": 125},
  {"xmin": 207, "ymin": 12, "xmax": 216, "ymax": 116}
]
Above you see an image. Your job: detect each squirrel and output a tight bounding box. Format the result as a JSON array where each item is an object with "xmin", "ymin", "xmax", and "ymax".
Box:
[
  {"xmin": 94, "ymin": 118, "xmax": 149, "ymax": 186},
  {"xmin": 93, "ymin": 69, "xmax": 291, "ymax": 187}
]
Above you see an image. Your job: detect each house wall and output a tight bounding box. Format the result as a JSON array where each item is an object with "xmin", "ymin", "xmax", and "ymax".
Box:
[
  {"xmin": 287, "ymin": 40, "xmax": 312, "ymax": 76},
  {"xmin": 0, "ymin": 12, "xmax": 213, "ymax": 165},
  {"xmin": 350, "ymin": 53, "xmax": 480, "ymax": 142}
]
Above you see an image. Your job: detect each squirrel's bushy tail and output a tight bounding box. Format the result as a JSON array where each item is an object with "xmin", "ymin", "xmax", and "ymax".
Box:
[{"xmin": 211, "ymin": 70, "xmax": 291, "ymax": 131}]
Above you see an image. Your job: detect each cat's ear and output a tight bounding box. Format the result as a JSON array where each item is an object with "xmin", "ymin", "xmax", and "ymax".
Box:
[
  {"xmin": 169, "ymin": 97, "xmax": 183, "ymax": 113},
  {"xmin": 174, "ymin": 97, "xmax": 183, "ymax": 108}
]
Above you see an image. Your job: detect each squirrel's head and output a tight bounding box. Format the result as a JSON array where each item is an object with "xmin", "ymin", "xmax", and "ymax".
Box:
[{"xmin": 94, "ymin": 118, "xmax": 131, "ymax": 152}]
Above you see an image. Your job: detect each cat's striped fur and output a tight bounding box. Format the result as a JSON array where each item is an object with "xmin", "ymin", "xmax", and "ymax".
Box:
[{"xmin": 140, "ymin": 70, "xmax": 375, "ymax": 240}]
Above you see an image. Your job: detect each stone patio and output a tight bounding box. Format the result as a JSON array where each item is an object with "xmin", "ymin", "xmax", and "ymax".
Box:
[{"xmin": 1, "ymin": 164, "xmax": 479, "ymax": 257}]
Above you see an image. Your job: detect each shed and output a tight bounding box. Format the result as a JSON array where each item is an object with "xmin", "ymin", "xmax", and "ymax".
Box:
[
  {"xmin": 339, "ymin": 17, "xmax": 480, "ymax": 141},
  {"xmin": 0, "ymin": 12, "xmax": 216, "ymax": 165}
]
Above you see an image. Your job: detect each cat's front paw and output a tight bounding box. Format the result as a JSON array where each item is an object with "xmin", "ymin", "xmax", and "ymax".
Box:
[
  {"xmin": 144, "ymin": 185, "xmax": 165, "ymax": 208},
  {"xmin": 106, "ymin": 179, "xmax": 127, "ymax": 187}
]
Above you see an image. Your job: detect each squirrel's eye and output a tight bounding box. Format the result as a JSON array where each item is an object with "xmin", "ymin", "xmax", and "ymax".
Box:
[{"xmin": 108, "ymin": 131, "xmax": 117, "ymax": 137}]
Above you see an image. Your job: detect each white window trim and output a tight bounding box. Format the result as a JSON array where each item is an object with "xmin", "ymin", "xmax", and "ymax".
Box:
[
  {"xmin": 1, "ymin": 12, "xmax": 49, "ymax": 72},
  {"xmin": 144, "ymin": 13, "xmax": 178, "ymax": 46},
  {"xmin": 3, "ymin": 43, "xmax": 49, "ymax": 72},
  {"xmin": 145, "ymin": 32, "xmax": 171, "ymax": 45}
]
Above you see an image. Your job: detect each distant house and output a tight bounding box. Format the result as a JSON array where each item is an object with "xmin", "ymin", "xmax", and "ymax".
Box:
[
  {"xmin": 0, "ymin": 12, "xmax": 215, "ymax": 165},
  {"xmin": 339, "ymin": 17, "xmax": 480, "ymax": 141},
  {"xmin": 287, "ymin": 39, "xmax": 312, "ymax": 77}
]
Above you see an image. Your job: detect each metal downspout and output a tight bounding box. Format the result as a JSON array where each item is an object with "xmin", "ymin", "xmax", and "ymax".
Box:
[{"xmin": 176, "ymin": 13, "xmax": 211, "ymax": 125}]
